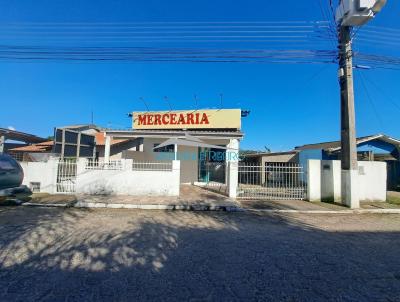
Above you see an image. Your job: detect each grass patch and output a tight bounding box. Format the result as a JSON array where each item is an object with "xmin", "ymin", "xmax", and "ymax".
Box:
[{"xmin": 387, "ymin": 193, "xmax": 400, "ymax": 205}]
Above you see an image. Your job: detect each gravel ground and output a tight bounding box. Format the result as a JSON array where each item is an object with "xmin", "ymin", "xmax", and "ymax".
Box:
[{"xmin": 0, "ymin": 207, "xmax": 399, "ymax": 302}]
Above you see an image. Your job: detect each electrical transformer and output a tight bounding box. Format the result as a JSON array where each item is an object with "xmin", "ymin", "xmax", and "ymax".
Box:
[{"xmin": 336, "ymin": 0, "xmax": 387, "ymax": 26}]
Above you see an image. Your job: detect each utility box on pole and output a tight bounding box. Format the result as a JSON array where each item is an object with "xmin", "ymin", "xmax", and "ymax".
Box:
[{"xmin": 336, "ymin": 0, "xmax": 387, "ymax": 26}]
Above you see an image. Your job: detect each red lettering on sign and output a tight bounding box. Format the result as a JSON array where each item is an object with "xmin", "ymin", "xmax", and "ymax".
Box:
[
  {"xmin": 138, "ymin": 115, "xmax": 147, "ymax": 125},
  {"xmin": 137, "ymin": 111, "xmax": 213, "ymax": 127},
  {"xmin": 170, "ymin": 113, "xmax": 177, "ymax": 124},
  {"xmin": 187, "ymin": 113, "xmax": 194, "ymax": 125},
  {"xmin": 162, "ymin": 114, "xmax": 169, "ymax": 124},
  {"xmin": 200, "ymin": 113, "xmax": 210, "ymax": 124},
  {"xmin": 154, "ymin": 114, "xmax": 161, "ymax": 125},
  {"xmin": 178, "ymin": 113, "xmax": 186, "ymax": 124}
]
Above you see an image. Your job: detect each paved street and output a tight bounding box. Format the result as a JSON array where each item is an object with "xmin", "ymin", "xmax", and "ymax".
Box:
[{"xmin": 0, "ymin": 207, "xmax": 400, "ymax": 302}]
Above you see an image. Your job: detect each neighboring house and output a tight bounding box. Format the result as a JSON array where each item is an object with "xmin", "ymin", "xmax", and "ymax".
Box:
[
  {"xmin": 0, "ymin": 127, "xmax": 47, "ymax": 154},
  {"xmin": 243, "ymin": 134, "xmax": 400, "ymax": 190},
  {"xmin": 243, "ymin": 150, "xmax": 299, "ymax": 165},
  {"xmin": 8, "ymin": 141, "xmax": 54, "ymax": 161}
]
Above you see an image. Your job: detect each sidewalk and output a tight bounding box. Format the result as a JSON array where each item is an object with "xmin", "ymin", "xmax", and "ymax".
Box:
[
  {"xmin": 14, "ymin": 187, "xmax": 400, "ymax": 213},
  {"xmin": 23, "ymin": 185, "xmax": 241, "ymax": 211},
  {"xmin": 239, "ymin": 198, "xmax": 400, "ymax": 213}
]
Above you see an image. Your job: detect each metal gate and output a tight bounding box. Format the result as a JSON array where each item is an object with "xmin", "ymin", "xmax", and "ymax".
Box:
[
  {"xmin": 238, "ymin": 162, "xmax": 307, "ymax": 200},
  {"xmin": 56, "ymin": 159, "xmax": 77, "ymax": 193}
]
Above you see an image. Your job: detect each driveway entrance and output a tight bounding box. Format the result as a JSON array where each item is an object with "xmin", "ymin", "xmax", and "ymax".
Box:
[{"xmin": 238, "ymin": 162, "xmax": 307, "ymax": 200}]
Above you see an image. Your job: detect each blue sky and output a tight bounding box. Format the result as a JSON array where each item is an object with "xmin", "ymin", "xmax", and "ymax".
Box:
[{"xmin": 0, "ymin": 0, "xmax": 399, "ymax": 151}]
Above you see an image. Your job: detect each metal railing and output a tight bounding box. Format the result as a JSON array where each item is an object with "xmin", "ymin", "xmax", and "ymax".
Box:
[
  {"xmin": 238, "ymin": 162, "xmax": 307, "ymax": 200},
  {"xmin": 132, "ymin": 161, "xmax": 173, "ymax": 171},
  {"xmin": 85, "ymin": 159, "xmax": 124, "ymax": 171}
]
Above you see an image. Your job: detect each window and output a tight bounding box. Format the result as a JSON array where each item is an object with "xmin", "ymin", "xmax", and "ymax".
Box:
[
  {"xmin": 153, "ymin": 144, "xmax": 174, "ymax": 153},
  {"xmin": 30, "ymin": 182, "xmax": 41, "ymax": 193}
]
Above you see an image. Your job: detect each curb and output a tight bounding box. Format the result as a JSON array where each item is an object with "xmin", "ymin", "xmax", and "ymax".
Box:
[
  {"xmin": 18, "ymin": 202, "xmax": 400, "ymax": 214},
  {"xmin": 74, "ymin": 201, "xmax": 243, "ymax": 212},
  {"xmin": 22, "ymin": 202, "xmax": 73, "ymax": 208},
  {"xmin": 246, "ymin": 208, "xmax": 400, "ymax": 214}
]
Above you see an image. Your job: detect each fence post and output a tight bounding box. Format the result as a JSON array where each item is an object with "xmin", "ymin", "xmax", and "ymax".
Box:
[
  {"xmin": 307, "ymin": 159, "xmax": 321, "ymax": 202},
  {"xmin": 76, "ymin": 158, "xmax": 86, "ymax": 175},
  {"xmin": 331, "ymin": 160, "xmax": 342, "ymax": 203},
  {"xmin": 228, "ymin": 161, "xmax": 238, "ymax": 198},
  {"xmin": 124, "ymin": 159, "xmax": 133, "ymax": 171},
  {"xmin": 172, "ymin": 160, "xmax": 181, "ymax": 196}
]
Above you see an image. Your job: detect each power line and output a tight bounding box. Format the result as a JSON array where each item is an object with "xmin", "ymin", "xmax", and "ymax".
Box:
[
  {"xmin": 360, "ymin": 71, "xmax": 400, "ymax": 113},
  {"xmin": 356, "ymin": 69, "xmax": 384, "ymax": 129}
]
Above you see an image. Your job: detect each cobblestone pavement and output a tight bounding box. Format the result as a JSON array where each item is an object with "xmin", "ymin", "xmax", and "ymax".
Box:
[{"xmin": 0, "ymin": 207, "xmax": 400, "ymax": 301}]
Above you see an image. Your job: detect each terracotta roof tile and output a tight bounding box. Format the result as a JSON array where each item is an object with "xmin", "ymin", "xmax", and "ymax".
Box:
[
  {"xmin": 95, "ymin": 132, "xmax": 128, "ymax": 146},
  {"xmin": 9, "ymin": 141, "xmax": 53, "ymax": 152}
]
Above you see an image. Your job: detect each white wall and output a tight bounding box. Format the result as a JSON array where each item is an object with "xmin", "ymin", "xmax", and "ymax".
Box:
[
  {"xmin": 308, "ymin": 159, "xmax": 387, "ymax": 203},
  {"xmin": 358, "ymin": 161, "xmax": 387, "ymax": 201},
  {"xmin": 20, "ymin": 158, "xmax": 180, "ymax": 196},
  {"xmin": 307, "ymin": 160, "xmax": 321, "ymax": 202},
  {"xmin": 76, "ymin": 160, "xmax": 180, "ymax": 196},
  {"xmin": 20, "ymin": 159, "xmax": 58, "ymax": 193}
]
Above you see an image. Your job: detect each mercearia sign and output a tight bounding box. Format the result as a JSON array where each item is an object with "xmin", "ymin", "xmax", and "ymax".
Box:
[{"xmin": 132, "ymin": 109, "xmax": 241, "ymax": 130}]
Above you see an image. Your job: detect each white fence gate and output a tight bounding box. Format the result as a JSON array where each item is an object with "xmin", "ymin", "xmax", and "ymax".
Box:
[
  {"xmin": 56, "ymin": 159, "xmax": 77, "ymax": 193},
  {"xmin": 238, "ymin": 162, "xmax": 307, "ymax": 200}
]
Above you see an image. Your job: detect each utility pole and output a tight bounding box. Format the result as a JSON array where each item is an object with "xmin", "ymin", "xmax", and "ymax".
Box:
[
  {"xmin": 338, "ymin": 25, "xmax": 359, "ymax": 209},
  {"xmin": 335, "ymin": 0, "xmax": 387, "ymax": 208}
]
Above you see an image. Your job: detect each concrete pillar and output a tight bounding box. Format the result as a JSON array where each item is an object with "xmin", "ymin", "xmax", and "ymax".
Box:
[
  {"xmin": 228, "ymin": 161, "xmax": 238, "ymax": 198},
  {"xmin": 172, "ymin": 160, "xmax": 181, "ymax": 196},
  {"xmin": 0, "ymin": 135, "xmax": 4, "ymax": 153},
  {"xmin": 124, "ymin": 159, "xmax": 133, "ymax": 171},
  {"xmin": 307, "ymin": 159, "xmax": 321, "ymax": 202},
  {"xmin": 76, "ymin": 158, "xmax": 87, "ymax": 175},
  {"xmin": 104, "ymin": 135, "xmax": 111, "ymax": 162},
  {"xmin": 226, "ymin": 139, "xmax": 239, "ymax": 198},
  {"xmin": 331, "ymin": 161, "xmax": 342, "ymax": 203},
  {"xmin": 342, "ymin": 170, "xmax": 360, "ymax": 209}
]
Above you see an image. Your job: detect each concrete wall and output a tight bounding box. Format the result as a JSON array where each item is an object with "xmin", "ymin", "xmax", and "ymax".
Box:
[
  {"xmin": 178, "ymin": 145, "xmax": 198, "ymax": 183},
  {"xmin": 20, "ymin": 159, "xmax": 58, "ymax": 193},
  {"xmin": 20, "ymin": 158, "xmax": 180, "ymax": 196},
  {"xmin": 307, "ymin": 159, "xmax": 387, "ymax": 203},
  {"xmin": 76, "ymin": 160, "xmax": 180, "ymax": 196},
  {"xmin": 299, "ymin": 149, "xmax": 323, "ymax": 176},
  {"xmin": 358, "ymin": 161, "xmax": 387, "ymax": 201}
]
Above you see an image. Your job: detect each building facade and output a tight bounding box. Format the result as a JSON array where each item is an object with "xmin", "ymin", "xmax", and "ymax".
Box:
[{"xmin": 103, "ymin": 109, "xmax": 244, "ymax": 184}]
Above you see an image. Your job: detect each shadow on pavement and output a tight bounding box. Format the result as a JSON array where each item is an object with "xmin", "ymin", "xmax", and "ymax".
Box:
[{"xmin": 0, "ymin": 207, "xmax": 399, "ymax": 301}]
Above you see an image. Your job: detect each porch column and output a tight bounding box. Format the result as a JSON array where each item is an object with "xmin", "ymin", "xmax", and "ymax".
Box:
[
  {"xmin": 226, "ymin": 139, "xmax": 239, "ymax": 198},
  {"xmin": 104, "ymin": 135, "xmax": 111, "ymax": 162}
]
